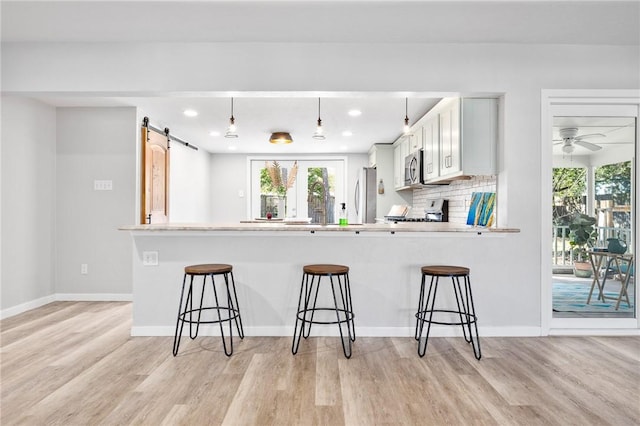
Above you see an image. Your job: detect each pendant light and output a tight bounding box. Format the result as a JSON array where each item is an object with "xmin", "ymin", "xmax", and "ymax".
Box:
[
  {"xmin": 224, "ymin": 97, "xmax": 238, "ymax": 138},
  {"xmin": 403, "ymin": 97, "xmax": 411, "ymax": 135},
  {"xmin": 312, "ymin": 98, "xmax": 326, "ymax": 140}
]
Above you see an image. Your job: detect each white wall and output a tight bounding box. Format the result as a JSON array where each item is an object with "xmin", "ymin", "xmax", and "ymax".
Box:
[
  {"xmin": 1, "ymin": 97, "xmax": 56, "ymax": 312},
  {"xmin": 169, "ymin": 144, "xmax": 212, "ymax": 223},
  {"xmin": 210, "ymin": 154, "xmax": 248, "ymax": 222},
  {"xmin": 56, "ymin": 107, "xmax": 136, "ymax": 296},
  {"xmin": 1, "ymin": 41, "xmax": 638, "ymax": 328}
]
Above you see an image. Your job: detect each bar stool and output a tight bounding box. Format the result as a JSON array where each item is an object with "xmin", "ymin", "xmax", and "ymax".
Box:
[
  {"xmin": 172, "ymin": 264, "xmax": 244, "ymax": 357},
  {"xmin": 415, "ymin": 265, "xmax": 481, "ymax": 359},
  {"xmin": 292, "ymin": 264, "xmax": 356, "ymax": 358}
]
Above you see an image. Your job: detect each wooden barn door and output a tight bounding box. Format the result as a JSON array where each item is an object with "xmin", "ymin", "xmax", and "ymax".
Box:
[{"xmin": 141, "ymin": 124, "xmax": 170, "ymax": 224}]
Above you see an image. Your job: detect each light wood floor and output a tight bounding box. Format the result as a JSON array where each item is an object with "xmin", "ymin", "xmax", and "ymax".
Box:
[{"xmin": 1, "ymin": 302, "xmax": 639, "ymax": 425}]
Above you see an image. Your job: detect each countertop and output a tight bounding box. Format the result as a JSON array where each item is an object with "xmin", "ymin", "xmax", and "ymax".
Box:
[{"xmin": 120, "ymin": 222, "xmax": 520, "ymax": 233}]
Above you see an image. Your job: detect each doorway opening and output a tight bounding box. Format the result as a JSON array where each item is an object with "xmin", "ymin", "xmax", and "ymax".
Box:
[{"xmin": 542, "ymin": 93, "xmax": 639, "ymax": 332}]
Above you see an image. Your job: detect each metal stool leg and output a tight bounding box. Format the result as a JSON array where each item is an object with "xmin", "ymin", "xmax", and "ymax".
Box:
[
  {"xmin": 209, "ymin": 273, "xmax": 233, "ymax": 357},
  {"xmin": 418, "ymin": 276, "xmax": 439, "ymax": 357},
  {"xmin": 462, "ymin": 275, "xmax": 481, "ymax": 360},
  {"xmin": 416, "ymin": 275, "xmax": 435, "ymax": 351},
  {"xmin": 415, "ymin": 273, "xmax": 427, "ymax": 341},
  {"xmin": 173, "ymin": 274, "xmax": 190, "ymax": 356},
  {"xmin": 302, "ymin": 274, "xmax": 320, "ymax": 339},
  {"xmin": 452, "ymin": 276, "xmax": 471, "ymax": 343},
  {"xmin": 292, "ymin": 272, "xmax": 310, "ymax": 355},
  {"xmin": 330, "ymin": 274, "xmax": 352, "ymax": 359},
  {"xmin": 227, "ymin": 272, "xmax": 245, "ymax": 339},
  {"xmin": 343, "ymin": 273, "xmax": 356, "ymax": 342},
  {"xmin": 191, "ymin": 274, "xmax": 206, "ymax": 339}
]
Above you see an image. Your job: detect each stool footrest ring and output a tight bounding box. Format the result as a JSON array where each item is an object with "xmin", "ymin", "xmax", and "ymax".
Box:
[
  {"xmin": 416, "ymin": 309, "xmax": 477, "ymax": 326},
  {"xmin": 178, "ymin": 307, "xmax": 240, "ymax": 325},
  {"xmin": 296, "ymin": 307, "xmax": 354, "ymax": 325}
]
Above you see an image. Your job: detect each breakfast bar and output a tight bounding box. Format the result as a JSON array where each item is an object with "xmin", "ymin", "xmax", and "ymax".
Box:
[{"xmin": 122, "ymin": 223, "xmax": 520, "ymax": 337}]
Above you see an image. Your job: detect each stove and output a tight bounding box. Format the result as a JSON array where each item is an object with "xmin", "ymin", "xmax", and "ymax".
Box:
[
  {"xmin": 389, "ymin": 217, "xmax": 433, "ymax": 223},
  {"xmin": 384, "ymin": 199, "xmax": 448, "ymax": 223}
]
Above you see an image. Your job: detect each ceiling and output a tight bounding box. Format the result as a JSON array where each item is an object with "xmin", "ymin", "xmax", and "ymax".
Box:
[
  {"xmin": 4, "ymin": 1, "xmax": 639, "ymax": 154},
  {"xmin": 2, "ymin": 1, "xmax": 639, "ymax": 45},
  {"xmin": 35, "ymin": 94, "xmax": 444, "ymax": 153},
  {"xmin": 552, "ymin": 116, "xmax": 636, "ymax": 159}
]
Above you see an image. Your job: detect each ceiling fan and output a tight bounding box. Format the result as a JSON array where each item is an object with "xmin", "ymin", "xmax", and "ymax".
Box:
[{"xmin": 554, "ymin": 127, "xmax": 604, "ymax": 154}]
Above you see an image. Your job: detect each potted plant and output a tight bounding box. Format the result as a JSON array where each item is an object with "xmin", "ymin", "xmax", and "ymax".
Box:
[{"xmin": 568, "ymin": 213, "xmax": 597, "ymax": 278}]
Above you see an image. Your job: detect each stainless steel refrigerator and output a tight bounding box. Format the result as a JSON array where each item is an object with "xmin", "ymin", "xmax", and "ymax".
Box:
[{"xmin": 354, "ymin": 167, "xmax": 377, "ymax": 224}]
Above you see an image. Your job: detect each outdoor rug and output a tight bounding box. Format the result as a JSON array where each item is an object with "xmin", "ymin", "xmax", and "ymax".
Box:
[{"xmin": 553, "ymin": 282, "xmax": 634, "ymax": 313}]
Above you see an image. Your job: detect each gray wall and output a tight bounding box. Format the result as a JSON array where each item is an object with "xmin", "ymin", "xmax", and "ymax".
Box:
[
  {"xmin": 1, "ymin": 97, "xmax": 57, "ymax": 312},
  {"xmin": 55, "ymin": 107, "xmax": 137, "ymax": 296}
]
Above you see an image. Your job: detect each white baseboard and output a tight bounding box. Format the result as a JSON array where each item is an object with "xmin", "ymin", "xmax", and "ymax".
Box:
[
  {"xmin": 0, "ymin": 295, "xmax": 56, "ymax": 320},
  {"xmin": 130, "ymin": 325, "xmax": 544, "ymax": 337},
  {"xmin": 549, "ymin": 328, "xmax": 640, "ymax": 336},
  {"xmin": 1, "ymin": 293, "xmax": 133, "ymax": 319},
  {"xmin": 55, "ymin": 293, "xmax": 132, "ymax": 302}
]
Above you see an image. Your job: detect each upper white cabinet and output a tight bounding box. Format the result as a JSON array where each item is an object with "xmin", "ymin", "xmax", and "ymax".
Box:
[
  {"xmin": 425, "ymin": 97, "xmax": 498, "ymax": 183},
  {"xmin": 393, "ymin": 135, "xmax": 410, "ymax": 190},
  {"xmin": 410, "ymin": 127, "xmax": 423, "ymax": 152},
  {"xmin": 421, "ymin": 113, "xmax": 440, "ymax": 182},
  {"xmin": 368, "ymin": 145, "xmax": 378, "ymax": 168},
  {"xmin": 385, "ymin": 96, "xmax": 497, "ymax": 191}
]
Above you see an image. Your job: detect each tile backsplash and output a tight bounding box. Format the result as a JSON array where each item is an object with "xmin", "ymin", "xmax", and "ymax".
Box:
[{"xmin": 412, "ymin": 176, "xmax": 497, "ymax": 225}]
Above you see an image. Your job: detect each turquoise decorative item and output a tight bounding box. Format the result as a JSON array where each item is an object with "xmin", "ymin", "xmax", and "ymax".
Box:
[{"xmin": 607, "ymin": 238, "xmax": 627, "ymax": 254}]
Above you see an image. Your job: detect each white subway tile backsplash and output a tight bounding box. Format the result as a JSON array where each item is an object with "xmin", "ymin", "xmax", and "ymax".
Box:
[{"xmin": 412, "ymin": 176, "xmax": 496, "ymax": 225}]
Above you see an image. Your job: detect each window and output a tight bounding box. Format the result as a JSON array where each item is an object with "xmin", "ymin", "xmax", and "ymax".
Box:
[{"xmin": 249, "ymin": 158, "xmax": 346, "ymax": 223}]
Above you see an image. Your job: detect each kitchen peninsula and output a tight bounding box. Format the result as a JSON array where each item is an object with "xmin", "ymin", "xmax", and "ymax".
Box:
[{"xmin": 123, "ymin": 223, "xmax": 519, "ymax": 337}]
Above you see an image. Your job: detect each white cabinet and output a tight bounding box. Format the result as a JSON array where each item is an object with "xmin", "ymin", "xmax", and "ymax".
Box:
[
  {"xmin": 422, "ymin": 113, "xmax": 439, "ymax": 182},
  {"xmin": 425, "ymin": 97, "xmax": 497, "ymax": 183},
  {"xmin": 368, "ymin": 145, "xmax": 377, "ymax": 167},
  {"xmin": 439, "ymin": 97, "xmax": 462, "ymax": 178},
  {"xmin": 393, "ymin": 136, "xmax": 410, "ymax": 190},
  {"xmin": 409, "ymin": 126, "xmax": 423, "ymax": 152}
]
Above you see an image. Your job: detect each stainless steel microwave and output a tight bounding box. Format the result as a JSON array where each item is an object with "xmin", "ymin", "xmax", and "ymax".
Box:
[{"xmin": 404, "ymin": 150, "xmax": 423, "ymax": 186}]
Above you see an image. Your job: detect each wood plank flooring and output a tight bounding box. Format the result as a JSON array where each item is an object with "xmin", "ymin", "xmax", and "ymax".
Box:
[{"xmin": 1, "ymin": 302, "xmax": 639, "ymax": 425}]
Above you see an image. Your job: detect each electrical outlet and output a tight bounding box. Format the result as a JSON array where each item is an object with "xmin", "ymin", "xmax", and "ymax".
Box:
[
  {"xmin": 142, "ymin": 251, "xmax": 159, "ymax": 266},
  {"xmin": 81, "ymin": 264, "xmax": 88, "ymax": 274}
]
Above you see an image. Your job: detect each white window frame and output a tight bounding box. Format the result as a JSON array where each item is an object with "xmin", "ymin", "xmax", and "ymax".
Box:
[{"xmin": 247, "ymin": 155, "xmax": 348, "ymax": 221}]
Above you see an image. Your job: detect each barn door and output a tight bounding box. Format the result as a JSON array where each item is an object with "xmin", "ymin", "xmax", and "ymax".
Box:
[{"xmin": 141, "ymin": 121, "xmax": 170, "ymax": 224}]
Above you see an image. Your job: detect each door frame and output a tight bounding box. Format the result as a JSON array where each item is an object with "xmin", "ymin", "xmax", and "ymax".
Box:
[{"xmin": 541, "ymin": 89, "xmax": 640, "ymax": 335}]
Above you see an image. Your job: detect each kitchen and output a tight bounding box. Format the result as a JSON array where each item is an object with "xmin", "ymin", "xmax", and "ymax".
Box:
[
  {"xmin": 2, "ymin": 1, "xmax": 639, "ymax": 423},
  {"xmin": 140, "ymin": 95, "xmax": 497, "ymax": 227},
  {"xmin": 3, "ymin": 0, "xmax": 638, "ymax": 333}
]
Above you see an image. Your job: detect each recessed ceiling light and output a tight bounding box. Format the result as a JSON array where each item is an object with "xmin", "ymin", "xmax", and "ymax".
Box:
[
  {"xmin": 209, "ymin": 131, "xmax": 221, "ymax": 137},
  {"xmin": 348, "ymin": 109, "xmax": 362, "ymax": 117},
  {"xmin": 183, "ymin": 109, "xmax": 198, "ymax": 117},
  {"xmin": 228, "ymin": 146, "xmax": 237, "ymax": 151},
  {"xmin": 342, "ymin": 130, "xmax": 353, "ymax": 137},
  {"xmin": 340, "ymin": 145, "xmax": 348, "ymax": 151}
]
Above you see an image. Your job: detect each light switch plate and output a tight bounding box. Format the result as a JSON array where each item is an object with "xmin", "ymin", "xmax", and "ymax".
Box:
[{"xmin": 94, "ymin": 180, "xmax": 113, "ymax": 191}]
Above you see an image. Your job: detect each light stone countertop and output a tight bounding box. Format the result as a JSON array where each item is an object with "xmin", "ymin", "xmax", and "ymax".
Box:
[{"xmin": 119, "ymin": 222, "xmax": 520, "ymax": 233}]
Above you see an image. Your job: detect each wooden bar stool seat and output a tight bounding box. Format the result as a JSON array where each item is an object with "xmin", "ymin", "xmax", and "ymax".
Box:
[
  {"xmin": 415, "ymin": 265, "xmax": 481, "ymax": 359},
  {"xmin": 292, "ymin": 264, "xmax": 356, "ymax": 358},
  {"xmin": 173, "ymin": 263, "xmax": 244, "ymax": 357}
]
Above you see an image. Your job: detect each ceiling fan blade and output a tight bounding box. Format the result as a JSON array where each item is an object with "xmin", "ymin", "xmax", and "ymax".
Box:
[
  {"xmin": 574, "ymin": 140, "xmax": 602, "ymax": 151},
  {"xmin": 575, "ymin": 133, "xmax": 605, "ymax": 140}
]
